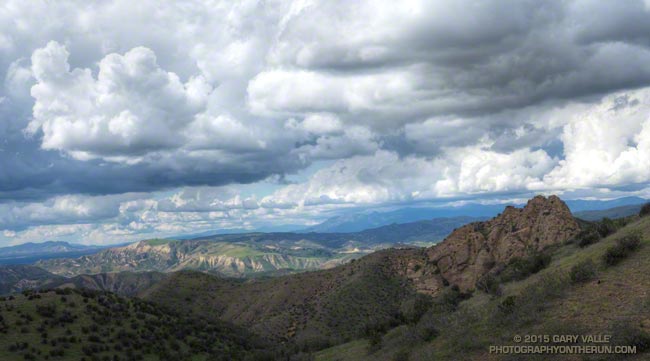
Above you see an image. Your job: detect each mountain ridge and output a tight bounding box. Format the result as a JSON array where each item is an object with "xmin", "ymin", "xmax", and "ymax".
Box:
[
  {"xmin": 302, "ymin": 196, "xmax": 646, "ymax": 233},
  {"xmin": 35, "ymin": 216, "xmax": 483, "ymax": 277}
]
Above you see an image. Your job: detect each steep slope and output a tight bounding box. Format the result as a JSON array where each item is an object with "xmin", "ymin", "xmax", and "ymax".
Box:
[
  {"xmin": 143, "ymin": 249, "xmax": 424, "ymax": 346},
  {"xmin": 36, "ymin": 239, "xmax": 348, "ymax": 277},
  {"xmin": 64, "ymin": 271, "xmax": 169, "ymax": 297}
]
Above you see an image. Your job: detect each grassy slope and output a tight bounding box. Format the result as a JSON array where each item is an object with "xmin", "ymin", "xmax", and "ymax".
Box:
[
  {"xmin": 0, "ymin": 289, "xmax": 267, "ymax": 361},
  {"xmin": 142, "ymin": 249, "xmax": 421, "ymax": 350},
  {"xmin": 317, "ymin": 216, "xmax": 650, "ymax": 361}
]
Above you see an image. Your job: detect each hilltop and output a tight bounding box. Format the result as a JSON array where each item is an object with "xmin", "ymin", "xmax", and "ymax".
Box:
[{"xmin": 422, "ymin": 195, "xmax": 580, "ymax": 294}]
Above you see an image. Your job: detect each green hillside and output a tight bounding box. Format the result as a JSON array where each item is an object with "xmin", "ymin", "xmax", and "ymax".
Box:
[
  {"xmin": 0, "ymin": 289, "xmax": 270, "ymax": 361},
  {"xmin": 141, "ymin": 249, "xmax": 426, "ymax": 352},
  {"xmin": 315, "ymin": 215, "xmax": 650, "ymax": 360}
]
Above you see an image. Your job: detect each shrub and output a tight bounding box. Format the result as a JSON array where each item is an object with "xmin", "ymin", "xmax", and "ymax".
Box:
[
  {"xmin": 400, "ymin": 294, "xmax": 433, "ymax": 324},
  {"xmin": 498, "ymin": 296, "xmax": 517, "ymax": 314},
  {"xmin": 36, "ymin": 304, "xmax": 57, "ymax": 318},
  {"xmin": 604, "ymin": 232, "xmax": 642, "ymax": 266},
  {"xmin": 499, "ymin": 251, "xmax": 552, "ymax": 282},
  {"xmin": 475, "ymin": 273, "xmax": 501, "ymax": 296},
  {"xmin": 569, "ymin": 259, "xmax": 597, "ymax": 283},
  {"xmin": 437, "ymin": 286, "xmax": 471, "ymax": 311},
  {"xmin": 575, "ymin": 228, "xmax": 601, "ymax": 248},
  {"xmin": 641, "ymin": 203, "xmax": 650, "ymax": 217},
  {"xmin": 597, "ymin": 218, "xmax": 617, "ymax": 238}
]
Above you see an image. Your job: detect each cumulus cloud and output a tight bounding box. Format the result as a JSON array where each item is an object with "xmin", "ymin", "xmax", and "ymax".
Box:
[
  {"xmin": 262, "ymin": 147, "xmax": 556, "ymax": 207},
  {"xmin": 5, "ymin": 0, "xmax": 650, "ymax": 244},
  {"xmin": 545, "ymin": 89, "xmax": 650, "ymax": 188},
  {"xmin": 27, "ymin": 41, "xmax": 211, "ymax": 160},
  {"xmin": 0, "ymin": 193, "xmax": 146, "ymax": 231}
]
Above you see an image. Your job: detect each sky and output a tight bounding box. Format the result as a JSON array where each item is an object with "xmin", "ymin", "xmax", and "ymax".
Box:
[{"xmin": 3, "ymin": 0, "xmax": 650, "ymax": 246}]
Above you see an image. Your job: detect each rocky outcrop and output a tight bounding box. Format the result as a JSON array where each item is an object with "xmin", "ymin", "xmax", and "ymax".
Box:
[{"xmin": 410, "ymin": 195, "xmax": 580, "ymax": 295}]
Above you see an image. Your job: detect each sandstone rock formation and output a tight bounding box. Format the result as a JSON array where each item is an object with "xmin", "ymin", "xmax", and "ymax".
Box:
[{"xmin": 406, "ymin": 195, "xmax": 581, "ymax": 295}]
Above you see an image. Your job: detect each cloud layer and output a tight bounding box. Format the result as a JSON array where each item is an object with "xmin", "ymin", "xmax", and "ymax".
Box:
[{"xmin": 3, "ymin": 0, "xmax": 650, "ymax": 244}]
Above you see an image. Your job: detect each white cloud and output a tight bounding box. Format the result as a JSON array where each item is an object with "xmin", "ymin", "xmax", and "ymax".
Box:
[
  {"xmin": 6, "ymin": 0, "xmax": 650, "ymax": 245},
  {"xmin": 299, "ymin": 113, "xmax": 343, "ymax": 135},
  {"xmin": 545, "ymin": 90, "xmax": 650, "ymax": 188},
  {"xmin": 263, "ymin": 146, "xmax": 556, "ymax": 207},
  {"xmin": 0, "ymin": 193, "xmax": 146, "ymax": 231},
  {"xmin": 27, "ymin": 41, "xmax": 211, "ymax": 160},
  {"xmin": 247, "ymin": 69, "xmax": 418, "ymax": 118}
]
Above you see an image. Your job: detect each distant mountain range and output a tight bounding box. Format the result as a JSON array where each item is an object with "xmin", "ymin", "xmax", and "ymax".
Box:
[
  {"xmin": 301, "ymin": 196, "xmax": 649, "ymax": 233},
  {"xmin": 574, "ymin": 204, "xmax": 645, "ymax": 221},
  {"xmin": 0, "ymin": 241, "xmax": 114, "ymax": 265},
  {"xmin": 35, "ymin": 216, "xmax": 483, "ymax": 277},
  {"xmin": 565, "ymin": 196, "xmax": 648, "ymax": 212},
  {"xmin": 3, "ymin": 196, "xmax": 647, "ymax": 274},
  {"xmin": 301, "ymin": 207, "xmax": 499, "ymax": 233}
]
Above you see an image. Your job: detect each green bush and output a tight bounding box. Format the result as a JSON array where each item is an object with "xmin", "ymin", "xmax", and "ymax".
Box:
[
  {"xmin": 575, "ymin": 228, "xmax": 601, "ymax": 248},
  {"xmin": 499, "ymin": 251, "xmax": 552, "ymax": 282},
  {"xmin": 575, "ymin": 218, "xmax": 630, "ymax": 248},
  {"xmin": 604, "ymin": 233, "xmax": 642, "ymax": 266},
  {"xmin": 437, "ymin": 286, "xmax": 471, "ymax": 311},
  {"xmin": 569, "ymin": 259, "xmax": 597, "ymax": 283},
  {"xmin": 475, "ymin": 273, "xmax": 501, "ymax": 296},
  {"xmin": 597, "ymin": 218, "xmax": 617, "ymax": 238},
  {"xmin": 640, "ymin": 203, "xmax": 650, "ymax": 217},
  {"xmin": 399, "ymin": 294, "xmax": 433, "ymax": 324},
  {"xmin": 497, "ymin": 296, "xmax": 517, "ymax": 314}
]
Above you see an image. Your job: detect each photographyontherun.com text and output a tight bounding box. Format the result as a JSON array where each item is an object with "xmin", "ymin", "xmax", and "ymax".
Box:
[{"xmin": 490, "ymin": 335, "xmax": 637, "ymax": 355}]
